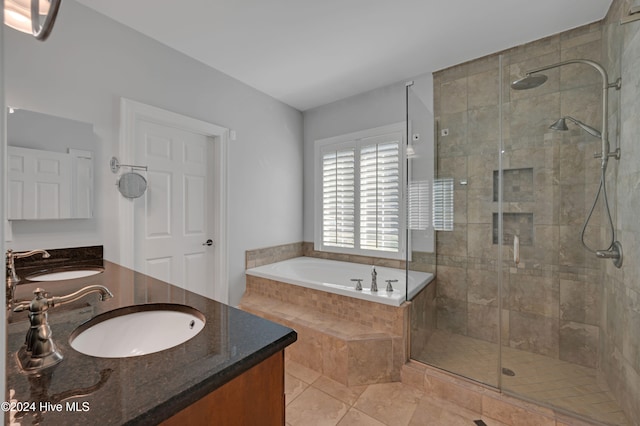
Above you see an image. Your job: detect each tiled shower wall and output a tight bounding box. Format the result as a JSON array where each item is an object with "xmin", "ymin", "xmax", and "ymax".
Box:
[
  {"xmin": 432, "ymin": 22, "xmax": 606, "ymax": 368},
  {"xmin": 601, "ymin": 0, "xmax": 640, "ymax": 420}
]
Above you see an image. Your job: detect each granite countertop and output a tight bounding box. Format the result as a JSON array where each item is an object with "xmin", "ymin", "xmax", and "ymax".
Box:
[{"xmin": 6, "ymin": 260, "xmax": 297, "ymax": 425}]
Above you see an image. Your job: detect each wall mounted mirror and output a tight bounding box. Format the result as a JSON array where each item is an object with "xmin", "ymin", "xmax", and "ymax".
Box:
[{"xmin": 7, "ymin": 108, "xmax": 95, "ymax": 220}]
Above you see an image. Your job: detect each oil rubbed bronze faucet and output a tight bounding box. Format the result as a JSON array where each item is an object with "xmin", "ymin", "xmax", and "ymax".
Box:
[
  {"xmin": 6, "ymin": 249, "xmax": 51, "ymax": 308},
  {"xmin": 13, "ymin": 285, "xmax": 113, "ymax": 373}
]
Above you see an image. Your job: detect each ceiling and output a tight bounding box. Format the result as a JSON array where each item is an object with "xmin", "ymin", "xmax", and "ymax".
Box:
[{"xmin": 77, "ymin": 0, "xmax": 612, "ymax": 111}]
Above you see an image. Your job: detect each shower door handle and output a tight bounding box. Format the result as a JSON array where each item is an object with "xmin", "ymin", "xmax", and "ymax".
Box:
[{"xmin": 513, "ymin": 235, "xmax": 520, "ymax": 265}]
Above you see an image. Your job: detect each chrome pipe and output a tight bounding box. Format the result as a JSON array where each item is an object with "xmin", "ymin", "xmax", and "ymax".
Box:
[{"xmin": 525, "ymin": 59, "xmax": 620, "ymax": 170}]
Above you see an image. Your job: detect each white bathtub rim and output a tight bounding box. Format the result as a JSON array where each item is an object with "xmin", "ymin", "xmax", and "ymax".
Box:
[{"xmin": 245, "ymin": 257, "xmax": 434, "ymax": 307}]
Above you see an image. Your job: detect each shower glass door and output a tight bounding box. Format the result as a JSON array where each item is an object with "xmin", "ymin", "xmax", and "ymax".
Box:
[
  {"xmin": 408, "ymin": 59, "xmax": 502, "ymax": 388},
  {"xmin": 405, "ymin": 77, "xmax": 437, "ymax": 361},
  {"xmin": 499, "ymin": 24, "xmax": 627, "ymax": 425}
]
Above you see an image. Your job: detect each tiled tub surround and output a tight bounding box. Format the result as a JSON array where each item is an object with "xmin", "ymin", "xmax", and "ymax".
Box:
[
  {"xmin": 7, "ymin": 261, "xmax": 296, "ymax": 425},
  {"xmin": 240, "ymin": 268, "xmax": 431, "ymax": 386},
  {"xmin": 242, "ymin": 245, "xmax": 435, "ymax": 387},
  {"xmin": 245, "ymin": 241, "xmax": 437, "ymax": 275},
  {"xmin": 246, "ymin": 242, "xmax": 305, "ymax": 269}
]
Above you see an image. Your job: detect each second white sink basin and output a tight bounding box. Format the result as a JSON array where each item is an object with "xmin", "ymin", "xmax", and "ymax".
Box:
[
  {"xmin": 26, "ymin": 268, "xmax": 104, "ymax": 281},
  {"xmin": 69, "ymin": 304, "xmax": 206, "ymax": 358}
]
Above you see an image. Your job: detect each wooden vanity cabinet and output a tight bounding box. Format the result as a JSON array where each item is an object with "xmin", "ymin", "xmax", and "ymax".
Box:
[{"xmin": 162, "ymin": 351, "xmax": 285, "ymax": 426}]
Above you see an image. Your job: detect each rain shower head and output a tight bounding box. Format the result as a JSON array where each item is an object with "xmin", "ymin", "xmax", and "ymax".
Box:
[
  {"xmin": 510, "ymin": 74, "xmax": 548, "ymax": 90},
  {"xmin": 550, "ymin": 116, "xmax": 601, "ymax": 138},
  {"xmin": 516, "ymin": 58, "xmax": 621, "ymax": 171}
]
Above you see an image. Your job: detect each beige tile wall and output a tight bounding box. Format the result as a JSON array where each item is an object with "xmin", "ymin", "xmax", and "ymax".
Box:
[
  {"xmin": 401, "ymin": 361, "xmax": 605, "ymax": 426},
  {"xmin": 245, "ymin": 242, "xmax": 304, "ymax": 269},
  {"xmin": 600, "ymin": 0, "xmax": 640, "ymax": 421},
  {"xmin": 429, "ymin": 21, "xmax": 606, "ymax": 371},
  {"xmin": 245, "ymin": 275, "xmax": 407, "ymax": 336},
  {"xmin": 242, "ymin": 275, "xmax": 416, "ymax": 385},
  {"xmin": 409, "ymin": 277, "xmax": 437, "ymax": 357}
]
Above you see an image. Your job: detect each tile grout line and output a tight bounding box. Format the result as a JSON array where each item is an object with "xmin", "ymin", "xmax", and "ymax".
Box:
[{"xmin": 310, "ymin": 380, "xmax": 370, "ymax": 425}]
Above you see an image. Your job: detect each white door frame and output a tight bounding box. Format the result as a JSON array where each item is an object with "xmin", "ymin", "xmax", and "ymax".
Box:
[{"xmin": 117, "ymin": 98, "xmax": 229, "ymax": 303}]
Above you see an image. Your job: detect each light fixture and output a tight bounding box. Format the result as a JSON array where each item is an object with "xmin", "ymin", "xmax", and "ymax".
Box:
[{"xmin": 4, "ymin": 0, "xmax": 62, "ymax": 41}]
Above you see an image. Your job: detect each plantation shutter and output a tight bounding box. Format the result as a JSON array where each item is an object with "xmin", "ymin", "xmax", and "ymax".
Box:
[
  {"xmin": 316, "ymin": 125, "xmax": 405, "ymax": 258},
  {"xmin": 322, "ymin": 148, "xmax": 355, "ymax": 248},
  {"xmin": 360, "ymin": 139, "xmax": 400, "ymax": 252},
  {"xmin": 432, "ymin": 177, "xmax": 454, "ymax": 231}
]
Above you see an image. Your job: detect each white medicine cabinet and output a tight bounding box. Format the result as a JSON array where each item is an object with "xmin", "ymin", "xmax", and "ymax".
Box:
[
  {"xmin": 7, "ymin": 146, "xmax": 93, "ymax": 219},
  {"xmin": 7, "ymin": 109, "xmax": 95, "ymax": 220}
]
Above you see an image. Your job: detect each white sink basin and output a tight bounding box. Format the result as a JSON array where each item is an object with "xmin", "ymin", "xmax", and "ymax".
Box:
[
  {"xmin": 69, "ymin": 304, "xmax": 206, "ymax": 358},
  {"xmin": 26, "ymin": 268, "xmax": 103, "ymax": 281}
]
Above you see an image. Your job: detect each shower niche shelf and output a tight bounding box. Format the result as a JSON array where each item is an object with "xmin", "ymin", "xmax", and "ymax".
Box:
[{"xmin": 493, "ymin": 168, "xmax": 534, "ymax": 202}]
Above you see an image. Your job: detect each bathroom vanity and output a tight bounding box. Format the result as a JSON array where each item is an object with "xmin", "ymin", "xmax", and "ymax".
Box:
[{"xmin": 6, "ymin": 259, "xmax": 297, "ymax": 425}]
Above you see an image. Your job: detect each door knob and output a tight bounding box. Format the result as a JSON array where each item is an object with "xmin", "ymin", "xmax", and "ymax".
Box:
[{"xmin": 203, "ymin": 239, "xmax": 214, "ymax": 246}]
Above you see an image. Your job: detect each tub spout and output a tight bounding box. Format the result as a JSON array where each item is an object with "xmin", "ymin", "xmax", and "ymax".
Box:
[{"xmin": 371, "ymin": 266, "xmax": 378, "ymax": 292}]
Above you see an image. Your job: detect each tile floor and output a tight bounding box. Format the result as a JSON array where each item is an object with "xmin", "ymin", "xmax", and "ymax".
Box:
[
  {"xmin": 414, "ymin": 330, "xmax": 629, "ymax": 426},
  {"xmin": 285, "ymin": 358, "xmax": 510, "ymax": 426}
]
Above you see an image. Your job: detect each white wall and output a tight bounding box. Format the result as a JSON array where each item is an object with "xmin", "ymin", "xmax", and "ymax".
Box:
[
  {"xmin": 4, "ymin": 0, "xmax": 303, "ymax": 306},
  {"xmin": 302, "ymin": 73, "xmax": 434, "ymax": 252}
]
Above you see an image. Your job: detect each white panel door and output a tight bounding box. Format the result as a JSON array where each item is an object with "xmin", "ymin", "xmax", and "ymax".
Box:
[{"xmin": 133, "ymin": 120, "xmax": 214, "ymax": 297}]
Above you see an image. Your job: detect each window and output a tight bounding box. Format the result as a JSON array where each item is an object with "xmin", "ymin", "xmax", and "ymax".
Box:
[{"xmin": 315, "ymin": 123, "xmax": 406, "ymax": 259}]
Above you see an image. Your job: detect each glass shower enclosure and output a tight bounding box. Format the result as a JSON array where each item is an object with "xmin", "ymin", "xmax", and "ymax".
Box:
[{"xmin": 408, "ymin": 35, "xmax": 630, "ymax": 425}]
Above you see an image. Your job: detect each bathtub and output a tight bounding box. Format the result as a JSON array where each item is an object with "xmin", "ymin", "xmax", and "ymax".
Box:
[{"xmin": 245, "ymin": 257, "xmax": 434, "ymax": 307}]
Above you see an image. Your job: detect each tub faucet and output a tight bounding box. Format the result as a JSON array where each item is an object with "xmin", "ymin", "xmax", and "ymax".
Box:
[
  {"xmin": 371, "ymin": 266, "xmax": 378, "ymax": 292},
  {"xmin": 13, "ymin": 285, "xmax": 113, "ymax": 373},
  {"xmin": 351, "ymin": 278, "xmax": 363, "ymax": 291},
  {"xmin": 6, "ymin": 249, "xmax": 50, "ymax": 308},
  {"xmin": 386, "ymin": 279, "xmax": 398, "ymax": 292}
]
